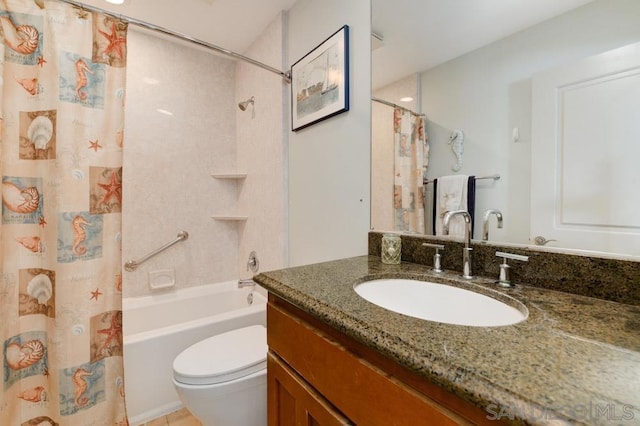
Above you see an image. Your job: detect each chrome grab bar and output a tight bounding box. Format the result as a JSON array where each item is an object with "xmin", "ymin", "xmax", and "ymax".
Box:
[{"xmin": 124, "ymin": 231, "xmax": 189, "ymax": 272}]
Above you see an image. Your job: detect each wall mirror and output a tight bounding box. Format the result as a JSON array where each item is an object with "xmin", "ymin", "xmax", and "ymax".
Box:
[{"xmin": 371, "ymin": 0, "xmax": 640, "ymax": 258}]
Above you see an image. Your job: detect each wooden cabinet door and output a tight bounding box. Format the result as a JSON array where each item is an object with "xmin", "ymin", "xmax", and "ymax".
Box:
[
  {"xmin": 267, "ymin": 297, "xmax": 488, "ymax": 425},
  {"xmin": 268, "ymin": 352, "xmax": 352, "ymax": 426}
]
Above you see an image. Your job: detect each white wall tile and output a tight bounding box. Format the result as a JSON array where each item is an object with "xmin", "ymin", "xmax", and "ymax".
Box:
[
  {"xmin": 236, "ymin": 13, "xmax": 287, "ymax": 277},
  {"xmin": 122, "ymin": 30, "xmax": 238, "ymax": 297}
]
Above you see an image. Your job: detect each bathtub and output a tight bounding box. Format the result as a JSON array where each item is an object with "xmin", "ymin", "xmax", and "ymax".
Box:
[{"xmin": 123, "ymin": 281, "xmax": 267, "ymax": 425}]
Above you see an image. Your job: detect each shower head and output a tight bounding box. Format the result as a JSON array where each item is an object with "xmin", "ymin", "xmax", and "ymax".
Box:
[{"xmin": 238, "ymin": 96, "xmax": 255, "ymax": 111}]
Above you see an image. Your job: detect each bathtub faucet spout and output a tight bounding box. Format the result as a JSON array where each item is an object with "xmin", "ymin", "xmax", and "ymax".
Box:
[{"xmin": 238, "ymin": 279, "xmax": 255, "ymax": 288}]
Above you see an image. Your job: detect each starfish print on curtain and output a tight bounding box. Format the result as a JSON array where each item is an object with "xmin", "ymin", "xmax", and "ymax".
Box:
[{"xmin": 0, "ymin": 1, "xmax": 129, "ymax": 424}]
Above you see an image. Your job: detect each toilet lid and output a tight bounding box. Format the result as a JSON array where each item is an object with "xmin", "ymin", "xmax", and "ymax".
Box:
[{"xmin": 173, "ymin": 325, "xmax": 267, "ymax": 385}]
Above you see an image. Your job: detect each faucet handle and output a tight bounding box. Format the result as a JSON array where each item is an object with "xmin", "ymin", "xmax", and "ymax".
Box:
[
  {"xmin": 495, "ymin": 251, "xmax": 528, "ymax": 262},
  {"xmin": 422, "ymin": 243, "xmax": 445, "ymax": 250},
  {"xmin": 495, "ymin": 251, "xmax": 528, "ymax": 287},
  {"xmin": 247, "ymin": 251, "xmax": 259, "ymax": 273},
  {"xmin": 422, "ymin": 243, "xmax": 445, "ymax": 273}
]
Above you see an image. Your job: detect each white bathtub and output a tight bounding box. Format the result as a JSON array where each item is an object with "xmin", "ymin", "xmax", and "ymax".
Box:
[{"xmin": 123, "ymin": 281, "xmax": 267, "ymax": 425}]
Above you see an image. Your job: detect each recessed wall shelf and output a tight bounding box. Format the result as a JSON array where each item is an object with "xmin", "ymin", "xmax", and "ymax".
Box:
[
  {"xmin": 211, "ymin": 173, "xmax": 248, "ymax": 221},
  {"xmin": 212, "ymin": 216, "xmax": 248, "ymax": 221},
  {"xmin": 211, "ymin": 173, "xmax": 247, "ymax": 180}
]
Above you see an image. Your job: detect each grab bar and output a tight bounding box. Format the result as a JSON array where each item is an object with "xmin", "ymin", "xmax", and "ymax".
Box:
[{"xmin": 124, "ymin": 231, "xmax": 189, "ymax": 272}]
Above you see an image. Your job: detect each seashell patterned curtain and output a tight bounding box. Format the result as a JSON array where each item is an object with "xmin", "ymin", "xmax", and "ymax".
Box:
[
  {"xmin": 393, "ymin": 107, "xmax": 428, "ymax": 233},
  {"xmin": 0, "ymin": 0, "xmax": 128, "ymax": 424}
]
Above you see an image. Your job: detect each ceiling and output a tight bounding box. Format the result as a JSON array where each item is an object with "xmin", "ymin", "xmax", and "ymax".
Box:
[
  {"xmin": 372, "ymin": 0, "xmax": 595, "ymax": 88},
  {"xmin": 77, "ymin": 0, "xmax": 594, "ymax": 88},
  {"xmin": 76, "ymin": 0, "xmax": 296, "ymax": 57}
]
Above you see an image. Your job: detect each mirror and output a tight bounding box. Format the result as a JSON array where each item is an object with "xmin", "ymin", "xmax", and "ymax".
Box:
[{"xmin": 371, "ymin": 0, "xmax": 640, "ymax": 258}]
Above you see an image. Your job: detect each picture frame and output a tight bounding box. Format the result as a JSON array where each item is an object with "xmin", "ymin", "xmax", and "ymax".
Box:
[{"xmin": 291, "ymin": 25, "xmax": 349, "ymax": 131}]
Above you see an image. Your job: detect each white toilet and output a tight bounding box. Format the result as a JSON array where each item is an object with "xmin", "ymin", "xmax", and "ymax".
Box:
[{"xmin": 172, "ymin": 325, "xmax": 268, "ymax": 426}]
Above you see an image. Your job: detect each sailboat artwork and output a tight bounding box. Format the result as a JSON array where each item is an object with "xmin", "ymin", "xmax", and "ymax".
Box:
[{"xmin": 291, "ymin": 25, "xmax": 350, "ymax": 131}]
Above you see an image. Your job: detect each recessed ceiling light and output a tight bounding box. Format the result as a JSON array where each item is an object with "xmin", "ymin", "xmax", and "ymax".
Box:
[
  {"xmin": 105, "ymin": 0, "xmax": 125, "ymax": 5},
  {"xmin": 400, "ymin": 97, "xmax": 413, "ymax": 102},
  {"xmin": 156, "ymin": 109, "xmax": 173, "ymax": 116}
]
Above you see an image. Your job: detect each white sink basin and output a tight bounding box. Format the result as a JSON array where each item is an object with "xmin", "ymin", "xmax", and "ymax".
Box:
[{"xmin": 354, "ymin": 279, "xmax": 527, "ymax": 327}]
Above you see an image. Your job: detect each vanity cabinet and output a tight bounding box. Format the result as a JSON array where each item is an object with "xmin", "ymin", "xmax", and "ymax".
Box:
[
  {"xmin": 267, "ymin": 294, "xmax": 496, "ymax": 426},
  {"xmin": 268, "ymin": 353, "xmax": 351, "ymax": 425}
]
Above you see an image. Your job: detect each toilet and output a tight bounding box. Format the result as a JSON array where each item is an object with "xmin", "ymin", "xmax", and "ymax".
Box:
[{"xmin": 172, "ymin": 325, "xmax": 267, "ymax": 426}]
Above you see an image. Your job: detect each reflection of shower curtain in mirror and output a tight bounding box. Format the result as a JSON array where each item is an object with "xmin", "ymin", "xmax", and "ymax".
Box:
[
  {"xmin": 0, "ymin": 1, "xmax": 128, "ymax": 424},
  {"xmin": 393, "ymin": 108, "xmax": 428, "ymax": 233}
]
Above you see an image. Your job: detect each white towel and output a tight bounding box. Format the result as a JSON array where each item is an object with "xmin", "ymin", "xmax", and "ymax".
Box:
[{"xmin": 434, "ymin": 175, "xmax": 469, "ymax": 237}]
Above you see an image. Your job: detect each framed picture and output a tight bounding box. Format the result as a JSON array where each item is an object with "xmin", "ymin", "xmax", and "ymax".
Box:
[{"xmin": 291, "ymin": 25, "xmax": 349, "ymax": 131}]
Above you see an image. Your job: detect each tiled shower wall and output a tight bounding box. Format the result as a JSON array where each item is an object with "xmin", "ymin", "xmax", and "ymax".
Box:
[
  {"xmin": 236, "ymin": 13, "xmax": 287, "ymax": 278},
  {"xmin": 122, "ymin": 22, "xmax": 284, "ymax": 298}
]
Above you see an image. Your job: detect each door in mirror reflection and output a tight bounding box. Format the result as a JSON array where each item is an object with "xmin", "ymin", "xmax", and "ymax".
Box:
[{"xmin": 531, "ymin": 42, "xmax": 640, "ymax": 256}]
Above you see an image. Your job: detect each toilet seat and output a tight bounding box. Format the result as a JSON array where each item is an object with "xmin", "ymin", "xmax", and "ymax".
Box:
[{"xmin": 173, "ymin": 325, "xmax": 267, "ymax": 386}]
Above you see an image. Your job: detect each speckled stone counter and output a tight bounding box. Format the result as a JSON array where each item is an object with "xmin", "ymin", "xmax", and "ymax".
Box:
[{"xmin": 254, "ymin": 256, "xmax": 640, "ymax": 426}]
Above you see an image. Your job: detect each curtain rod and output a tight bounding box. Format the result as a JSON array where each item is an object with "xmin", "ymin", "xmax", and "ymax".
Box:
[
  {"xmin": 372, "ymin": 97, "xmax": 425, "ymax": 117},
  {"xmin": 56, "ymin": 0, "xmax": 291, "ymax": 82}
]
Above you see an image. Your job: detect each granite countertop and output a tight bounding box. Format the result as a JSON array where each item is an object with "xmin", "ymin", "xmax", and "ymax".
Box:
[{"xmin": 254, "ymin": 255, "xmax": 640, "ymax": 426}]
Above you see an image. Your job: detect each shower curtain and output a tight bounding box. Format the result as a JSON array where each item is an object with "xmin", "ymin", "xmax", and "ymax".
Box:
[
  {"xmin": 0, "ymin": 1, "xmax": 128, "ymax": 424},
  {"xmin": 393, "ymin": 107, "xmax": 428, "ymax": 233}
]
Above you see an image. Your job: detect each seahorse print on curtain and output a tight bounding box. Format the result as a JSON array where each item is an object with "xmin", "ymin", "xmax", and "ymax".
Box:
[
  {"xmin": 0, "ymin": 1, "xmax": 128, "ymax": 424},
  {"xmin": 393, "ymin": 107, "xmax": 428, "ymax": 233}
]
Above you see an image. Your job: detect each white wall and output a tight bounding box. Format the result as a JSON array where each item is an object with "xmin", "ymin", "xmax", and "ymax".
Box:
[
  {"xmin": 287, "ymin": 0, "xmax": 371, "ymax": 266},
  {"xmin": 419, "ymin": 0, "xmax": 640, "ymax": 244},
  {"xmin": 236, "ymin": 13, "xmax": 288, "ymax": 276}
]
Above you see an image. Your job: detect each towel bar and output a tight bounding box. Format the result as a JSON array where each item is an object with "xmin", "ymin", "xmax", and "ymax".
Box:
[{"xmin": 423, "ymin": 174, "xmax": 500, "ymax": 185}]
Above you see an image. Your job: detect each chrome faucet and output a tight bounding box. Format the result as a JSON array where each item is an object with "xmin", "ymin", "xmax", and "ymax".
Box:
[
  {"xmin": 442, "ymin": 210, "xmax": 473, "ymax": 279},
  {"xmin": 238, "ymin": 279, "xmax": 255, "ymax": 288},
  {"xmin": 482, "ymin": 209, "xmax": 503, "ymax": 241}
]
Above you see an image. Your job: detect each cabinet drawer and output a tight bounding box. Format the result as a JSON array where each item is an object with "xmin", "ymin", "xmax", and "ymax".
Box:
[{"xmin": 267, "ymin": 301, "xmax": 469, "ymax": 426}]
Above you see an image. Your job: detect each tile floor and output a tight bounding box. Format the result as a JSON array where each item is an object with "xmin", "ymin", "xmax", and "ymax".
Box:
[{"xmin": 143, "ymin": 408, "xmax": 202, "ymax": 426}]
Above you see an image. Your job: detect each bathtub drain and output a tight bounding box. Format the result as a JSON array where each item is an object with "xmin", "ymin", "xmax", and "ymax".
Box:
[{"xmin": 247, "ymin": 292, "xmax": 254, "ymax": 305}]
